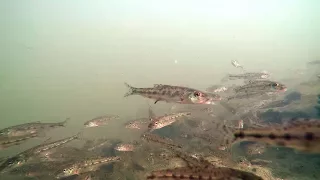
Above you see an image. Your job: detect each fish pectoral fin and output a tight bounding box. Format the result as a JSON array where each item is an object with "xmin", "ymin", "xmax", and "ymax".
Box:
[{"xmin": 154, "ymin": 99, "xmax": 161, "ymax": 104}]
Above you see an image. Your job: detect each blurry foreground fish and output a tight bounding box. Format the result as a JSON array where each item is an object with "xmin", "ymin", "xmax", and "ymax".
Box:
[
  {"xmin": 55, "ymin": 156, "xmax": 121, "ymax": 179},
  {"xmin": 147, "ymin": 165, "xmax": 263, "ymax": 180},
  {"xmin": 0, "ymin": 132, "xmax": 82, "ymax": 172},
  {"xmin": 231, "ymin": 119, "xmax": 320, "ymax": 153},
  {"xmin": 124, "ymin": 83, "xmax": 221, "ymax": 104},
  {"xmin": 233, "ymin": 80, "xmax": 287, "ymax": 93},
  {"xmin": 148, "ymin": 112, "xmax": 191, "ymax": 131},
  {"xmin": 84, "ymin": 115, "xmax": 119, "ymax": 128},
  {"xmin": 0, "ymin": 118, "xmax": 69, "ymax": 137}
]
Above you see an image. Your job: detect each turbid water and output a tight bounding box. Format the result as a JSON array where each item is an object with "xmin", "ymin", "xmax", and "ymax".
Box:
[{"xmin": 1, "ymin": 1, "xmax": 320, "ymax": 180}]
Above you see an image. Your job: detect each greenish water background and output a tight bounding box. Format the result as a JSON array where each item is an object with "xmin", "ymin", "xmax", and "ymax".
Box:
[{"xmin": 1, "ymin": 1, "xmax": 320, "ymax": 179}]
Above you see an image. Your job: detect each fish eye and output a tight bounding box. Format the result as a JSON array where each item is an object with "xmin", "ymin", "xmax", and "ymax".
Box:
[
  {"xmin": 272, "ymin": 83, "xmax": 278, "ymax": 87},
  {"xmin": 194, "ymin": 92, "xmax": 201, "ymax": 97}
]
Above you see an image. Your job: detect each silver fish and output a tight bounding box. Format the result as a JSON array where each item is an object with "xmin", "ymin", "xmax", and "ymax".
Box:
[
  {"xmin": 0, "ymin": 118, "xmax": 69, "ymax": 137},
  {"xmin": 148, "ymin": 112, "xmax": 191, "ymax": 131},
  {"xmin": 124, "ymin": 118, "xmax": 149, "ymax": 130},
  {"xmin": 224, "ymin": 72, "xmax": 269, "ymax": 82},
  {"xmin": 124, "ymin": 83, "xmax": 221, "ymax": 104},
  {"xmin": 233, "ymin": 80, "xmax": 287, "ymax": 93},
  {"xmin": 231, "ymin": 60, "xmax": 244, "ymax": 70}
]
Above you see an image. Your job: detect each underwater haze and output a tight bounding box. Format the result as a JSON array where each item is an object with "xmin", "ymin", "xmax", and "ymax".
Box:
[{"xmin": 1, "ymin": 1, "xmax": 320, "ymax": 180}]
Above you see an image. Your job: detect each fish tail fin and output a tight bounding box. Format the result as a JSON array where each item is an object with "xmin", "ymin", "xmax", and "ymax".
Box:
[
  {"xmin": 124, "ymin": 82, "xmax": 137, "ymax": 97},
  {"xmin": 62, "ymin": 117, "xmax": 70, "ymax": 126}
]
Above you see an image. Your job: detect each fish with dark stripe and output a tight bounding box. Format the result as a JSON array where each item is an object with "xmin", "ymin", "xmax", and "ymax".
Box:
[{"xmin": 124, "ymin": 83, "xmax": 221, "ymax": 104}]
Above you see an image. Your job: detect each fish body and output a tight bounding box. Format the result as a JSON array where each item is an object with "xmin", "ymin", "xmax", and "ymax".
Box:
[
  {"xmin": 0, "ymin": 118, "xmax": 69, "ymax": 137},
  {"xmin": 148, "ymin": 112, "xmax": 191, "ymax": 131},
  {"xmin": 233, "ymin": 119, "xmax": 320, "ymax": 153},
  {"xmin": 32, "ymin": 132, "xmax": 81, "ymax": 155},
  {"xmin": 147, "ymin": 165, "xmax": 263, "ymax": 180},
  {"xmin": 234, "ymin": 80, "xmax": 287, "ymax": 93},
  {"xmin": 56, "ymin": 156, "xmax": 121, "ymax": 179},
  {"xmin": 141, "ymin": 133, "xmax": 182, "ymax": 149},
  {"xmin": 0, "ymin": 133, "xmax": 39, "ymax": 150},
  {"xmin": 124, "ymin": 83, "xmax": 221, "ymax": 104},
  {"xmin": 114, "ymin": 143, "xmax": 135, "ymax": 152},
  {"xmin": 84, "ymin": 115, "xmax": 119, "ymax": 128}
]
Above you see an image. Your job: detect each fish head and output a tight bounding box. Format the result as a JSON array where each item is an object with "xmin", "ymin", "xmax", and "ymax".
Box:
[
  {"xmin": 271, "ymin": 82, "xmax": 287, "ymax": 92},
  {"xmin": 188, "ymin": 91, "xmax": 221, "ymax": 104},
  {"xmin": 114, "ymin": 144, "xmax": 134, "ymax": 152},
  {"xmin": 56, "ymin": 166, "xmax": 78, "ymax": 179}
]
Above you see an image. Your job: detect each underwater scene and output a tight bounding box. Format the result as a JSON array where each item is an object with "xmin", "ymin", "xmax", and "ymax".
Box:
[{"xmin": 1, "ymin": 1, "xmax": 320, "ymax": 180}]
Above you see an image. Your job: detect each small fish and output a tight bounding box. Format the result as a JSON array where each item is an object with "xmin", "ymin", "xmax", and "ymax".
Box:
[
  {"xmin": 114, "ymin": 143, "xmax": 135, "ymax": 152},
  {"xmin": 84, "ymin": 115, "xmax": 119, "ymax": 128},
  {"xmin": 148, "ymin": 112, "xmax": 191, "ymax": 131},
  {"xmin": 124, "ymin": 118, "xmax": 149, "ymax": 130},
  {"xmin": 124, "ymin": 83, "xmax": 221, "ymax": 104},
  {"xmin": 32, "ymin": 132, "xmax": 82, "ymax": 155},
  {"xmin": 147, "ymin": 165, "xmax": 263, "ymax": 180},
  {"xmin": 233, "ymin": 80, "xmax": 287, "ymax": 93},
  {"xmin": 232, "ymin": 119, "xmax": 320, "ymax": 153},
  {"xmin": 224, "ymin": 72, "xmax": 270, "ymax": 82},
  {"xmin": 0, "ymin": 133, "xmax": 39, "ymax": 150},
  {"xmin": 0, "ymin": 118, "xmax": 69, "ymax": 137},
  {"xmin": 56, "ymin": 156, "xmax": 121, "ymax": 179},
  {"xmin": 231, "ymin": 60, "xmax": 244, "ymax": 70},
  {"xmin": 141, "ymin": 133, "xmax": 182, "ymax": 149}
]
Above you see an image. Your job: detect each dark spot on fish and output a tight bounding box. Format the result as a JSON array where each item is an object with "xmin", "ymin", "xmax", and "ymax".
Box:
[
  {"xmin": 268, "ymin": 133, "xmax": 276, "ymax": 139},
  {"xmin": 198, "ymin": 175, "xmax": 202, "ymax": 179},
  {"xmin": 305, "ymin": 132, "xmax": 314, "ymax": 141},
  {"xmin": 251, "ymin": 134, "xmax": 263, "ymax": 138},
  {"xmin": 152, "ymin": 91, "xmax": 157, "ymax": 95},
  {"xmin": 172, "ymin": 174, "xmax": 177, "ymax": 178},
  {"xmin": 179, "ymin": 175, "xmax": 185, "ymax": 179},
  {"xmin": 189, "ymin": 175, "xmax": 195, "ymax": 179},
  {"xmin": 234, "ymin": 131, "xmax": 245, "ymax": 138},
  {"xmin": 283, "ymin": 133, "xmax": 291, "ymax": 140},
  {"xmin": 162, "ymin": 91, "xmax": 166, "ymax": 95}
]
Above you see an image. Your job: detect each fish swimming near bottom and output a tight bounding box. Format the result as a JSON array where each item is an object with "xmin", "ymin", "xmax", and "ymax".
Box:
[
  {"xmin": 124, "ymin": 83, "xmax": 221, "ymax": 104},
  {"xmin": 148, "ymin": 112, "xmax": 191, "ymax": 131},
  {"xmin": 233, "ymin": 80, "xmax": 287, "ymax": 93},
  {"xmin": 147, "ymin": 165, "xmax": 263, "ymax": 180},
  {"xmin": 230, "ymin": 118, "xmax": 320, "ymax": 153},
  {"xmin": 55, "ymin": 156, "xmax": 121, "ymax": 179}
]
